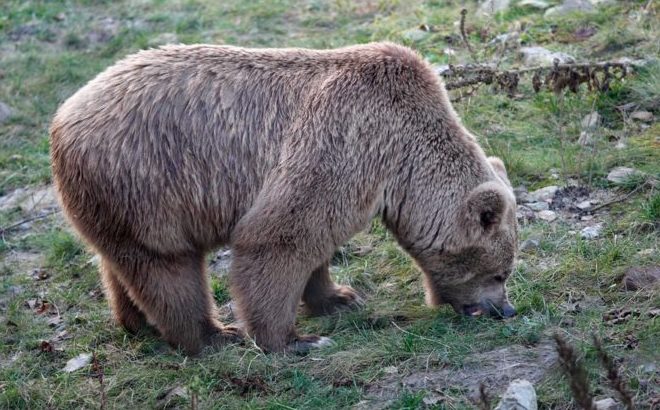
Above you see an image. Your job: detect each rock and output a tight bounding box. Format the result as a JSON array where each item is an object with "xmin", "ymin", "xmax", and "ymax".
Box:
[
  {"xmin": 0, "ymin": 186, "xmax": 58, "ymax": 214},
  {"xmin": 580, "ymin": 224, "xmax": 603, "ymax": 239},
  {"xmin": 0, "ymin": 102, "xmax": 12, "ymax": 124},
  {"xmin": 639, "ymin": 362, "xmax": 656, "ymax": 374},
  {"xmin": 528, "ymin": 185, "xmax": 559, "ymax": 202},
  {"xmin": 494, "ymin": 379, "xmax": 538, "ymax": 410},
  {"xmin": 576, "ymin": 200, "xmax": 592, "ymax": 210},
  {"xmin": 514, "ymin": 186, "xmax": 530, "ymax": 203},
  {"xmin": 589, "ymin": 0, "xmax": 617, "ymax": 5},
  {"xmin": 489, "ymin": 33, "xmax": 518, "ymax": 46},
  {"xmin": 630, "ymin": 111, "xmax": 653, "ymax": 122},
  {"xmin": 401, "ymin": 28, "xmax": 429, "ymax": 42},
  {"xmin": 578, "ymin": 131, "xmax": 594, "ymax": 146},
  {"xmin": 433, "ymin": 65, "xmax": 451, "ymax": 76},
  {"xmin": 528, "ymin": 202, "xmax": 549, "ymax": 211},
  {"xmin": 148, "ymin": 32, "xmax": 179, "ymax": 47},
  {"xmin": 594, "ymin": 398, "xmax": 621, "ymax": 410},
  {"xmin": 637, "ymin": 248, "xmax": 654, "ymax": 257},
  {"xmin": 537, "ymin": 210, "xmax": 557, "ymax": 222},
  {"xmin": 516, "ymin": 205, "xmax": 536, "ymax": 223},
  {"xmin": 614, "ymin": 141, "xmax": 626, "ymax": 150},
  {"xmin": 63, "ymin": 353, "xmax": 92, "ymax": 372},
  {"xmin": 477, "ymin": 0, "xmax": 512, "ymax": 16},
  {"xmin": 581, "ymin": 215, "xmax": 594, "ymax": 221},
  {"xmin": 606, "ymin": 167, "xmax": 643, "ymax": 185},
  {"xmin": 155, "ymin": 385, "xmax": 189, "ymax": 410},
  {"xmin": 622, "ymin": 266, "xmax": 660, "ymax": 291},
  {"xmin": 545, "ymin": 0, "xmax": 595, "ymax": 17},
  {"xmin": 520, "ymin": 47, "xmax": 575, "ymax": 66},
  {"xmin": 518, "ymin": 0, "xmax": 550, "ymax": 9},
  {"xmin": 209, "ymin": 248, "xmax": 232, "ymax": 275},
  {"xmin": 520, "ymin": 239, "xmax": 540, "ymax": 252},
  {"xmin": 581, "ymin": 112, "xmax": 601, "ymax": 131}
]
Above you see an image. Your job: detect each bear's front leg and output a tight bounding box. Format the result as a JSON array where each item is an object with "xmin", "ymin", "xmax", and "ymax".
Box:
[
  {"xmin": 229, "ymin": 246, "xmax": 332, "ymax": 353},
  {"xmin": 302, "ymin": 262, "xmax": 364, "ymax": 316}
]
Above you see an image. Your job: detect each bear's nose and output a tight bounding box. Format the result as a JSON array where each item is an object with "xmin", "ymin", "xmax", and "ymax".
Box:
[{"xmin": 501, "ymin": 303, "xmax": 518, "ymax": 319}]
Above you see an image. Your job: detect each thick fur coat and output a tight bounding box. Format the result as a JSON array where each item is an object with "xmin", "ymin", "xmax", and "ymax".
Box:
[{"xmin": 50, "ymin": 42, "xmax": 518, "ymax": 354}]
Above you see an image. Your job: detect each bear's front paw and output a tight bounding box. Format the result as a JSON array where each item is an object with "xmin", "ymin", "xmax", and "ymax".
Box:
[
  {"xmin": 285, "ymin": 335, "xmax": 335, "ymax": 354},
  {"xmin": 304, "ymin": 285, "xmax": 365, "ymax": 316}
]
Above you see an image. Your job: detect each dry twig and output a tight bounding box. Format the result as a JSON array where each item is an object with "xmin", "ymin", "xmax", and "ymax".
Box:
[
  {"xmin": 441, "ymin": 60, "xmax": 634, "ymax": 97},
  {"xmin": 554, "ymin": 333, "xmax": 595, "ymax": 410},
  {"xmin": 477, "ymin": 383, "xmax": 492, "ymax": 410},
  {"xmin": 0, "ymin": 210, "xmax": 61, "ymax": 236},
  {"xmin": 460, "ymin": 9, "xmax": 477, "ymax": 62},
  {"xmin": 592, "ymin": 335, "xmax": 635, "ymax": 410}
]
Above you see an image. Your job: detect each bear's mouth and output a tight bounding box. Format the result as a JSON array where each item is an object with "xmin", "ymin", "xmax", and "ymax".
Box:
[
  {"xmin": 461, "ymin": 302, "xmax": 516, "ymax": 319},
  {"xmin": 462, "ymin": 304, "xmax": 484, "ymax": 316}
]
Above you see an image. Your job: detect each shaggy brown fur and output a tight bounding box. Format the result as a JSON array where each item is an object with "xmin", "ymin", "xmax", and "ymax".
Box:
[{"xmin": 50, "ymin": 42, "xmax": 518, "ymax": 354}]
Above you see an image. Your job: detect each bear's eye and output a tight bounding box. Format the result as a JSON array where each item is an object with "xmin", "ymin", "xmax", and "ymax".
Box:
[{"xmin": 493, "ymin": 274, "xmax": 505, "ymax": 283}]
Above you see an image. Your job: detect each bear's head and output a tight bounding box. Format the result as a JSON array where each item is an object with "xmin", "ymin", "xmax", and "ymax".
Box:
[{"xmin": 417, "ymin": 157, "xmax": 518, "ymax": 319}]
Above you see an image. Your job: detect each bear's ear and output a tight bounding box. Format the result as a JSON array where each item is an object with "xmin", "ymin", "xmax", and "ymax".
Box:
[
  {"xmin": 464, "ymin": 181, "xmax": 508, "ymax": 235},
  {"xmin": 487, "ymin": 157, "xmax": 511, "ymax": 187},
  {"xmin": 446, "ymin": 182, "xmax": 510, "ymax": 252}
]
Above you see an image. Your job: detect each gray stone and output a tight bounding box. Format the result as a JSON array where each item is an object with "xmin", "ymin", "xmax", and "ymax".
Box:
[
  {"xmin": 637, "ymin": 249, "xmax": 654, "ymax": 257},
  {"xmin": 630, "ymin": 111, "xmax": 653, "ymax": 122},
  {"xmin": 594, "ymin": 398, "xmax": 622, "ymax": 410},
  {"xmin": 545, "ymin": 0, "xmax": 595, "ymax": 17},
  {"xmin": 520, "ymin": 239, "xmax": 540, "ymax": 252},
  {"xmin": 528, "ymin": 185, "xmax": 559, "ymax": 202},
  {"xmin": 513, "ymin": 186, "xmax": 530, "ymax": 203},
  {"xmin": 0, "ymin": 187, "xmax": 59, "ymax": 214},
  {"xmin": 581, "ymin": 112, "xmax": 601, "ymax": 131},
  {"xmin": 623, "ymin": 266, "xmax": 660, "ymax": 291},
  {"xmin": 537, "ymin": 210, "xmax": 557, "ymax": 222},
  {"xmin": 606, "ymin": 167, "xmax": 643, "ymax": 184},
  {"xmin": 516, "ymin": 205, "xmax": 536, "ymax": 223},
  {"xmin": 639, "ymin": 362, "xmax": 656, "ymax": 374},
  {"xmin": 589, "ymin": 0, "xmax": 617, "ymax": 5},
  {"xmin": 520, "ymin": 46, "xmax": 575, "ymax": 66},
  {"xmin": 580, "ymin": 224, "xmax": 602, "ymax": 239},
  {"xmin": 528, "ymin": 202, "xmax": 549, "ymax": 211},
  {"xmin": 0, "ymin": 102, "xmax": 12, "ymax": 124},
  {"xmin": 578, "ymin": 131, "xmax": 594, "ymax": 146},
  {"xmin": 209, "ymin": 248, "xmax": 232, "ymax": 275},
  {"xmin": 477, "ymin": 0, "xmax": 512, "ymax": 16},
  {"xmin": 494, "ymin": 379, "xmax": 538, "ymax": 410},
  {"xmin": 576, "ymin": 200, "xmax": 592, "ymax": 210},
  {"xmin": 518, "ymin": 0, "xmax": 550, "ymax": 9}
]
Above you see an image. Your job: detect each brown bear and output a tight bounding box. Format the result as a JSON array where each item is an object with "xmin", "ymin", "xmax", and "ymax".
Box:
[{"xmin": 50, "ymin": 42, "xmax": 518, "ymax": 355}]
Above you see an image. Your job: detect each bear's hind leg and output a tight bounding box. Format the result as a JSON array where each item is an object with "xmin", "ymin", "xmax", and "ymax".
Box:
[
  {"xmin": 112, "ymin": 252, "xmax": 242, "ymax": 355},
  {"xmin": 100, "ymin": 257, "xmax": 149, "ymax": 334},
  {"xmin": 302, "ymin": 262, "xmax": 363, "ymax": 316}
]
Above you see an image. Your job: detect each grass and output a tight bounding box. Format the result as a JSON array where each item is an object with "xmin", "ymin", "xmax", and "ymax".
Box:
[{"xmin": 1, "ymin": 0, "xmax": 659, "ymax": 408}]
